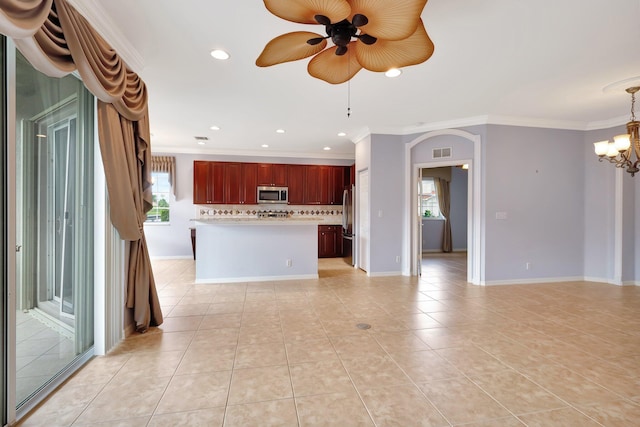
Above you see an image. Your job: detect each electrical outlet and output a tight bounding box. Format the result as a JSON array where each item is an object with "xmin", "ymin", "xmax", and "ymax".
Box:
[
  {"xmin": 395, "ymin": 256, "xmax": 400, "ymax": 263},
  {"xmin": 286, "ymin": 259, "xmax": 292, "ymax": 267},
  {"xmin": 525, "ymin": 262, "xmax": 531, "ymax": 270}
]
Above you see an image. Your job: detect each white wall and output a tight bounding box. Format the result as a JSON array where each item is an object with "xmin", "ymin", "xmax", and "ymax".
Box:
[{"xmin": 144, "ymin": 152, "xmax": 354, "ymax": 259}]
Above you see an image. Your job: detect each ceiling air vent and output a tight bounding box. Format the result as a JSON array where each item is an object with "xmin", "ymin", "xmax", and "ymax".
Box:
[
  {"xmin": 432, "ymin": 147, "xmax": 452, "ymax": 159},
  {"xmin": 194, "ymin": 136, "xmax": 209, "ymax": 141}
]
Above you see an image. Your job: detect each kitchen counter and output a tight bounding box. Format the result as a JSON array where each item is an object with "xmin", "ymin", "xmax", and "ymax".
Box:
[{"xmin": 194, "ymin": 219, "xmax": 319, "ymax": 283}]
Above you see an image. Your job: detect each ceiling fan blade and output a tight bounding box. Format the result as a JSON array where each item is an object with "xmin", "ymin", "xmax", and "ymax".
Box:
[
  {"xmin": 354, "ymin": 19, "xmax": 434, "ymax": 72},
  {"xmin": 256, "ymin": 32, "xmax": 328, "ymax": 67},
  {"xmin": 348, "ymin": 0, "xmax": 427, "ymax": 40},
  {"xmin": 263, "ymin": 0, "xmax": 351, "ymax": 24},
  {"xmin": 308, "ymin": 44, "xmax": 362, "ymax": 84}
]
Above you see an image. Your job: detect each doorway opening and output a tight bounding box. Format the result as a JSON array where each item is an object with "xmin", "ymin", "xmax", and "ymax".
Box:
[
  {"xmin": 418, "ymin": 164, "xmax": 469, "ymax": 279},
  {"xmin": 404, "ymin": 128, "xmax": 482, "ymax": 284}
]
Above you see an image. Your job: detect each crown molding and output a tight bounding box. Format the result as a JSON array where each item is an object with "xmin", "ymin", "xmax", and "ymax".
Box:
[
  {"xmin": 150, "ymin": 144, "xmax": 356, "ymax": 160},
  {"xmin": 369, "ymin": 113, "xmax": 628, "ymax": 136},
  {"xmin": 67, "ymin": 0, "xmax": 144, "ymax": 73}
]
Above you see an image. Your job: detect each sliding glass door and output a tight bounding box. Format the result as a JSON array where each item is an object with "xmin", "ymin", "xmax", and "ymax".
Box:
[{"xmin": 14, "ymin": 50, "xmax": 94, "ymax": 412}]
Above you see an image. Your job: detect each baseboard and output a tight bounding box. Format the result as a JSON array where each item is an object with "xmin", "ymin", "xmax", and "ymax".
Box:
[
  {"xmin": 482, "ymin": 276, "xmax": 584, "ymax": 286},
  {"xmin": 195, "ymin": 274, "xmax": 319, "ymax": 284},
  {"xmin": 368, "ymin": 271, "xmax": 403, "ymax": 277}
]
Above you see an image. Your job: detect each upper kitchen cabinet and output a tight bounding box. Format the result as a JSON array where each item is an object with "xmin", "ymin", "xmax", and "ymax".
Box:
[
  {"xmin": 224, "ymin": 162, "xmax": 257, "ymax": 204},
  {"xmin": 257, "ymin": 163, "xmax": 287, "ymax": 186},
  {"xmin": 287, "ymin": 165, "xmax": 305, "ymax": 205},
  {"xmin": 329, "ymin": 166, "xmax": 348, "ymax": 205},
  {"xmin": 305, "ymin": 165, "xmax": 330, "ymax": 204},
  {"xmin": 193, "ymin": 161, "xmax": 224, "ymax": 204}
]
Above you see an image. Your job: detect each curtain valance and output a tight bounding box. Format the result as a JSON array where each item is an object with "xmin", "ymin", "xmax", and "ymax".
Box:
[
  {"xmin": 151, "ymin": 155, "xmax": 176, "ymax": 198},
  {"xmin": 0, "ymin": 0, "xmax": 147, "ymax": 120}
]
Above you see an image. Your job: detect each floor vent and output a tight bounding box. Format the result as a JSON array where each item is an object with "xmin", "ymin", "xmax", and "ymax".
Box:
[{"xmin": 432, "ymin": 147, "xmax": 452, "ymax": 159}]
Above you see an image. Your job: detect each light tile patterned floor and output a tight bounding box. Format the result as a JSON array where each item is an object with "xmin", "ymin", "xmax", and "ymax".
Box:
[{"xmin": 18, "ymin": 253, "xmax": 640, "ymax": 426}]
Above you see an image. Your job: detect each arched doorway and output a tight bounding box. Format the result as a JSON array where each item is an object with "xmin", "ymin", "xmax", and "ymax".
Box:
[{"xmin": 403, "ymin": 129, "xmax": 483, "ymax": 285}]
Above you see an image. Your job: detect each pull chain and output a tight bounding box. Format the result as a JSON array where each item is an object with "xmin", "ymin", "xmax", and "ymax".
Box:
[
  {"xmin": 347, "ymin": 49, "xmax": 351, "ymax": 118},
  {"xmin": 347, "ymin": 79, "xmax": 351, "ymax": 118}
]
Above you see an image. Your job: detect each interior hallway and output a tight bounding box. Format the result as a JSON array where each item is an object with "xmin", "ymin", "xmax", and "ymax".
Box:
[{"xmin": 17, "ymin": 253, "xmax": 640, "ymax": 426}]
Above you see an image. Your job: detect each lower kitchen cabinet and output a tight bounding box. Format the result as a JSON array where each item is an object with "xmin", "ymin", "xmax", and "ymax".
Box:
[{"xmin": 318, "ymin": 225, "xmax": 342, "ymax": 258}]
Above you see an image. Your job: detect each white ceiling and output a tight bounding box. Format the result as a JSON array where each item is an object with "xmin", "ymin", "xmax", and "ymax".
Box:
[{"xmin": 70, "ymin": 0, "xmax": 640, "ymax": 160}]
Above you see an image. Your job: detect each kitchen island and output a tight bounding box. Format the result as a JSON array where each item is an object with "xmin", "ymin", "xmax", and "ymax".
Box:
[{"xmin": 194, "ymin": 218, "xmax": 321, "ymax": 283}]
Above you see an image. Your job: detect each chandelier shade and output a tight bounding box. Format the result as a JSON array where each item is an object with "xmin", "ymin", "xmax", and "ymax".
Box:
[{"xmin": 594, "ymin": 86, "xmax": 640, "ymax": 177}]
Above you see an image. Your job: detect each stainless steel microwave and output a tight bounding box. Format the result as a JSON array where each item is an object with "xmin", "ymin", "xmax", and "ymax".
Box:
[{"xmin": 257, "ymin": 186, "xmax": 288, "ymax": 204}]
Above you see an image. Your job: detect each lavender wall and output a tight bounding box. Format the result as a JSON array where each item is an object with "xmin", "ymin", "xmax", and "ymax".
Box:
[
  {"xmin": 583, "ymin": 127, "xmax": 618, "ymax": 281},
  {"xmin": 369, "ymin": 135, "xmax": 404, "ymax": 274},
  {"xmin": 483, "ymin": 125, "xmax": 585, "ymax": 283},
  {"xmin": 144, "ymin": 152, "xmax": 354, "ymax": 258},
  {"xmin": 450, "ymin": 166, "xmax": 469, "ymax": 250}
]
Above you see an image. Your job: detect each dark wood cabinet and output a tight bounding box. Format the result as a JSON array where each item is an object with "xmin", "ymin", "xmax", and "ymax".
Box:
[
  {"xmin": 194, "ymin": 162, "xmax": 350, "ymax": 206},
  {"xmin": 193, "ymin": 161, "xmax": 224, "ymax": 204},
  {"xmin": 318, "ymin": 225, "xmax": 342, "ymax": 258},
  {"xmin": 257, "ymin": 163, "xmax": 287, "ymax": 186},
  {"xmin": 287, "ymin": 165, "xmax": 305, "ymax": 204},
  {"xmin": 223, "ymin": 162, "xmax": 257, "ymax": 204},
  {"xmin": 305, "ymin": 165, "xmax": 330, "ymax": 204},
  {"xmin": 329, "ymin": 166, "xmax": 348, "ymax": 205}
]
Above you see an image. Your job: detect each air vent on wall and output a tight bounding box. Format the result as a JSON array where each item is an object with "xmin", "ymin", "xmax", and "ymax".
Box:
[{"xmin": 432, "ymin": 147, "xmax": 452, "ymax": 159}]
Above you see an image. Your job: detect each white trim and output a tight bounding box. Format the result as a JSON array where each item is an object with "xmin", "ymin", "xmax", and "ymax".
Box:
[
  {"xmin": 6, "ymin": 39, "xmax": 18, "ymax": 425},
  {"xmin": 367, "ymin": 114, "xmax": 626, "ymax": 137},
  {"xmin": 367, "ymin": 271, "xmax": 402, "ymax": 277},
  {"xmin": 404, "ymin": 128, "xmax": 482, "ymax": 285},
  {"xmin": 195, "ymin": 274, "xmax": 319, "ymax": 284},
  {"xmin": 483, "ymin": 276, "xmax": 585, "ymax": 286}
]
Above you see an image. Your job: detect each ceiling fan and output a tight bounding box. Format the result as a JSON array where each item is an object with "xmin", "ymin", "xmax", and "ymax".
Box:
[{"xmin": 256, "ymin": 0, "xmax": 434, "ymax": 84}]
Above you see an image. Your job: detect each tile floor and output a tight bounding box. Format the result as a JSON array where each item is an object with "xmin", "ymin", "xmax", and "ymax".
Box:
[{"xmin": 17, "ymin": 253, "xmax": 640, "ymax": 426}]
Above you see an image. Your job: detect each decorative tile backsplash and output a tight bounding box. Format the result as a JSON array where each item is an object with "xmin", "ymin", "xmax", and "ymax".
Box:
[{"xmin": 196, "ymin": 204, "xmax": 343, "ymax": 223}]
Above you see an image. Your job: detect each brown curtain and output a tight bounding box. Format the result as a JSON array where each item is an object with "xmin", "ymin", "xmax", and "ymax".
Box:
[
  {"xmin": 151, "ymin": 155, "xmax": 176, "ymax": 198},
  {"xmin": 0, "ymin": 0, "xmax": 162, "ymax": 332},
  {"xmin": 434, "ymin": 178, "xmax": 452, "ymax": 253}
]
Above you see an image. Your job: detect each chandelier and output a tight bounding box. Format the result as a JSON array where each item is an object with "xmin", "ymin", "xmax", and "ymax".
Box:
[{"xmin": 593, "ymin": 86, "xmax": 640, "ymax": 177}]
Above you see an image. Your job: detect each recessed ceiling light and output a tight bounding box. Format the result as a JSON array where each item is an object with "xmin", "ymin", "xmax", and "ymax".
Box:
[
  {"xmin": 323, "ymin": 146, "xmax": 331, "ymax": 151},
  {"xmin": 261, "ymin": 144, "xmax": 269, "ymax": 148},
  {"xmin": 210, "ymin": 125, "xmax": 220, "ymax": 131},
  {"xmin": 337, "ymin": 132, "xmax": 347, "ymax": 137},
  {"xmin": 385, "ymin": 68, "xmax": 402, "ymax": 78},
  {"xmin": 210, "ymin": 49, "xmax": 230, "ymax": 60},
  {"xmin": 198, "ymin": 141, "xmax": 206, "ymax": 145},
  {"xmin": 276, "ymin": 129, "xmax": 285, "ymax": 134}
]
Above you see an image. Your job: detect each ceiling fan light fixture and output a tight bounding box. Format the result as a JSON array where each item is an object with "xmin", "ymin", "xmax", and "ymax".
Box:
[
  {"xmin": 385, "ymin": 68, "xmax": 402, "ymax": 78},
  {"xmin": 210, "ymin": 49, "xmax": 230, "ymax": 60},
  {"xmin": 258, "ymin": 0, "xmax": 433, "ymax": 84}
]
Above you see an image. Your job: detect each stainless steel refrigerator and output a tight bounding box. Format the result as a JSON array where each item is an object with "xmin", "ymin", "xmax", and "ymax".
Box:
[{"xmin": 342, "ymin": 185, "xmax": 355, "ymax": 266}]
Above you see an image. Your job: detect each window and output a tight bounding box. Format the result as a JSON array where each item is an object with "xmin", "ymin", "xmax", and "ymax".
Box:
[
  {"xmin": 147, "ymin": 172, "xmax": 171, "ymax": 223},
  {"xmin": 420, "ymin": 177, "xmax": 441, "ymax": 218}
]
